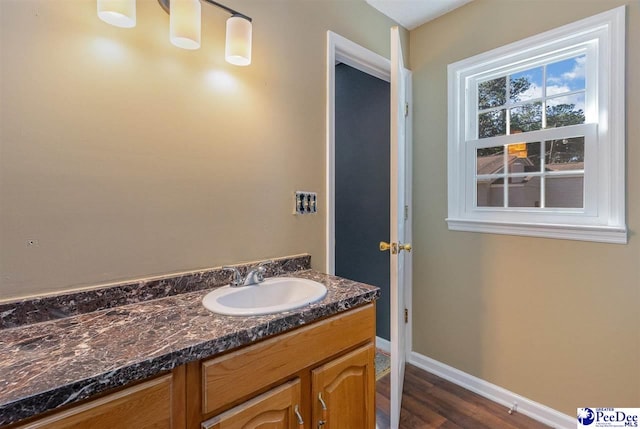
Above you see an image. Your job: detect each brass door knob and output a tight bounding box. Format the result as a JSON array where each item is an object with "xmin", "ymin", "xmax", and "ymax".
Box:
[
  {"xmin": 379, "ymin": 241, "xmax": 398, "ymax": 254},
  {"xmin": 398, "ymin": 243, "xmax": 412, "ymax": 253}
]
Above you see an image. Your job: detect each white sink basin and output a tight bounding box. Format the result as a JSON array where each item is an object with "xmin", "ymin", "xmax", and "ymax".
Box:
[{"xmin": 202, "ymin": 277, "xmax": 327, "ymax": 316}]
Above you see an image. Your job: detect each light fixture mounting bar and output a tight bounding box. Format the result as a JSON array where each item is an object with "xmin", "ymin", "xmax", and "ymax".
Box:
[
  {"xmin": 157, "ymin": 0, "xmax": 251, "ymax": 22},
  {"xmin": 203, "ymin": 0, "xmax": 251, "ymax": 22}
]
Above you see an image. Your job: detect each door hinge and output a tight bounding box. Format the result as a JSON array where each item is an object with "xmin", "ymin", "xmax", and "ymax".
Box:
[
  {"xmin": 404, "ymin": 308, "xmax": 409, "ymax": 324},
  {"xmin": 404, "ymin": 102, "xmax": 409, "ymax": 117},
  {"xmin": 404, "ymin": 205, "xmax": 409, "ymax": 221}
]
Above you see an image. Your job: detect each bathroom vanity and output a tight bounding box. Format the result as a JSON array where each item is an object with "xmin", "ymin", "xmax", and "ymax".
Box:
[{"xmin": 0, "ymin": 259, "xmax": 379, "ymax": 429}]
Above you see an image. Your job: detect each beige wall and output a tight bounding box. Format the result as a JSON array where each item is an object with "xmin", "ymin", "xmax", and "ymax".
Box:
[
  {"xmin": 411, "ymin": 0, "xmax": 639, "ymax": 415},
  {"xmin": 0, "ymin": 0, "xmax": 406, "ymax": 300}
]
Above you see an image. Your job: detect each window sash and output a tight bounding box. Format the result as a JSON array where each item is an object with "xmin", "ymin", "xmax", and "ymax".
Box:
[
  {"xmin": 465, "ymin": 43, "xmax": 598, "ymax": 142},
  {"xmin": 464, "ymin": 123, "xmax": 598, "ymax": 216}
]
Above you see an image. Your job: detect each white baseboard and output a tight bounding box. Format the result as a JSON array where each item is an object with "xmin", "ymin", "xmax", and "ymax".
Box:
[
  {"xmin": 376, "ymin": 336, "xmax": 391, "ymax": 354},
  {"xmin": 409, "ymin": 351, "xmax": 575, "ymax": 429}
]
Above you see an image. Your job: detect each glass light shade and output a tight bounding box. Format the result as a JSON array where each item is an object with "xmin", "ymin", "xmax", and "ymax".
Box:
[
  {"xmin": 225, "ymin": 16, "xmax": 252, "ymax": 66},
  {"xmin": 97, "ymin": 0, "xmax": 136, "ymax": 28},
  {"xmin": 170, "ymin": 0, "xmax": 201, "ymax": 50}
]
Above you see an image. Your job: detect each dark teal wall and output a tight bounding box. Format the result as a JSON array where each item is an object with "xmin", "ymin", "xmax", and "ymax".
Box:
[{"xmin": 335, "ymin": 63, "xmax": 390, "ymax": 340}]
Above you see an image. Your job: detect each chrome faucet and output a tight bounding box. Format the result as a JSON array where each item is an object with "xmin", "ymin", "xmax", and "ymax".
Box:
[
  {"xmin": 244, "ymin": 260, "xmax": 273, "ymax": 285},
  {"xmin": 222, "ymin": 260, "xmax": 273, "ymax": 287},
  {"xmin": 222, "ymin": 265, "xmax": 244, "ymax": 287}
]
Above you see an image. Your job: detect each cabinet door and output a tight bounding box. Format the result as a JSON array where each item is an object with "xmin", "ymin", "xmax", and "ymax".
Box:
[
  {"xmin": 201, "ymin": 379, "xmax": 303, "ymax": 429},
  {"xmin": 311, "ymin": 343, "xmax": 375, "ymax": 429}
]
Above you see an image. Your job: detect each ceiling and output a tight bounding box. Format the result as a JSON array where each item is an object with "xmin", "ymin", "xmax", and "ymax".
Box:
[{"xmin": 366, "ymin": 0, "xmax": 473, "ymax": 30}]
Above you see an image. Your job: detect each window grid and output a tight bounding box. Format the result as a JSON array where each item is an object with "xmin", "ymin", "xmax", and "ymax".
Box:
[
  {"xmin": 477, "ymin": 88, "xmax": 587, "ymax": 116},
  {"xmin": 476, "ymin": 61, "xmax": 587, "ymax": 140},
  {"xmin": 475, "ymin": 139, "xmax": 586, "ymax": 209}
]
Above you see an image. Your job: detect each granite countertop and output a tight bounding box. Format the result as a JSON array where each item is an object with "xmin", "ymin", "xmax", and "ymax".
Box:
[{"xmin": 0, "ymin": 270, "xmax": 379, "ymax": 426}]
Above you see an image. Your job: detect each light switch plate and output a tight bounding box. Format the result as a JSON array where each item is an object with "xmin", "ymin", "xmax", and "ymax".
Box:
[{"xmin": 294, "ymin": 191, "xmax": 317, "ymax": 215}]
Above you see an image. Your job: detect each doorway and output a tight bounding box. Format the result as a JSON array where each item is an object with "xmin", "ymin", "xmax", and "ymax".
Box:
[
  {"xmin": 326, "ymin": 30, "xmax": 412, "ymax": 429},
  {"xmin": 334, "ymin": 63, "xmax": 391, "ymax": 346}
]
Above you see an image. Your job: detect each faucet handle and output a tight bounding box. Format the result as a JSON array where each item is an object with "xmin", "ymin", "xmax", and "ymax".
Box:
[
  {"xmin": 222, "ymin": 266, "xmax": 243, "ymax": 287},
  {"xmin": 257, "ymin": 259, "xmax": 273, "ymax": 268},
  {"xmin": 258, "ymin": 259, "xmax": 273, "ymax": 274},
  {"xmin": 254, "ymin": 260, "xmax": 273, "ymax": 282}
]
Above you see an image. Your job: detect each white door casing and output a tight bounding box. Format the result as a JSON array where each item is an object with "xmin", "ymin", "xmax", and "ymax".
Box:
[{"xmin": 325, "ymin": 31, "xmax": 391, "ymax": 276}]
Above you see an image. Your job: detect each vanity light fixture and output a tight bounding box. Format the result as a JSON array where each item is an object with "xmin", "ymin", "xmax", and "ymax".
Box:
[
  {"xmin": 225, "ymin": 15, "xmax": 252, "ymax": 66},
  {"xmin": 170, "ymin": 0, "xmax": 201, "ymax": 50},
  {"xmin": 97, "ymin": 0, "xmax": 253, "ymax": 66}
]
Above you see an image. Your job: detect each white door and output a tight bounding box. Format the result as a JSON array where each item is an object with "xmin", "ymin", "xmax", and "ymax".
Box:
[
  {"xmin": 325, "ymin": 29, "xmax": 411, "ymax": 429},
  {"xmin": 389, "ymin": 25, "xmax": 411, "ymax": 429}
]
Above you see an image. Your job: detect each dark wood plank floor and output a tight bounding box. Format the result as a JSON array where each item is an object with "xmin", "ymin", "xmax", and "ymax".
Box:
[{"xmin": 376, "ymin": 364, "xmax": 550, "ymax": 429}]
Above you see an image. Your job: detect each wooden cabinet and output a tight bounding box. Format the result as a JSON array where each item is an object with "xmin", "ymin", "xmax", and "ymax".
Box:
[
  {"xmin": 311, "ymin": 344, "xmax": 375, "ymax": 429},
  {"xmin": 16, "ymin": 369, "xmax": 186, "ymax": 429},
  {"xmin": 192, "ymin": 304, "xmax": 376, "ymax": 429},
  {"xmin": 201, "ymin": 342, "xmax": 375, "ymax": 429}
]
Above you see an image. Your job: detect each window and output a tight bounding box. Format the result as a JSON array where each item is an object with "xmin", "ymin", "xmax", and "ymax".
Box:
[{"xmin": 447, "ymin": 7, "xmax": 626, "ymax": 244}]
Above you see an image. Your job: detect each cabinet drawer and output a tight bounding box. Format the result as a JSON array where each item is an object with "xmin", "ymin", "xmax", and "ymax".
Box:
[
  {"xmin": 201, "ymin": 304, "xmax": 375, "ymax": 414},
  {"xmin": 201, "ymin": 379, "xmax": 302, "ymax": 429},
  {"xmin": 17, "ymin": 374, "xmax": 180, "ymax": 429}
]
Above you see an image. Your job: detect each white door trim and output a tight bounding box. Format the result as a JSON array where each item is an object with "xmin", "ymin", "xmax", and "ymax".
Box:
[{"xmin": 325, "ymin": 31, "xmax": 390, "ymax": 276}]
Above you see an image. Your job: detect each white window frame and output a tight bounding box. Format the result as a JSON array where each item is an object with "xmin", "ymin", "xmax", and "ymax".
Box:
[{"xmin": 447, "ymin": 6, "xmax": 626, "ymax": 244}]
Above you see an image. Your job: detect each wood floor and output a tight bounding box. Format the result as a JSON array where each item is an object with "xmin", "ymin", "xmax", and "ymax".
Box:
[{"xmin": 375, "ymin": 364, "xmax": 550, "ymax": 429}]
